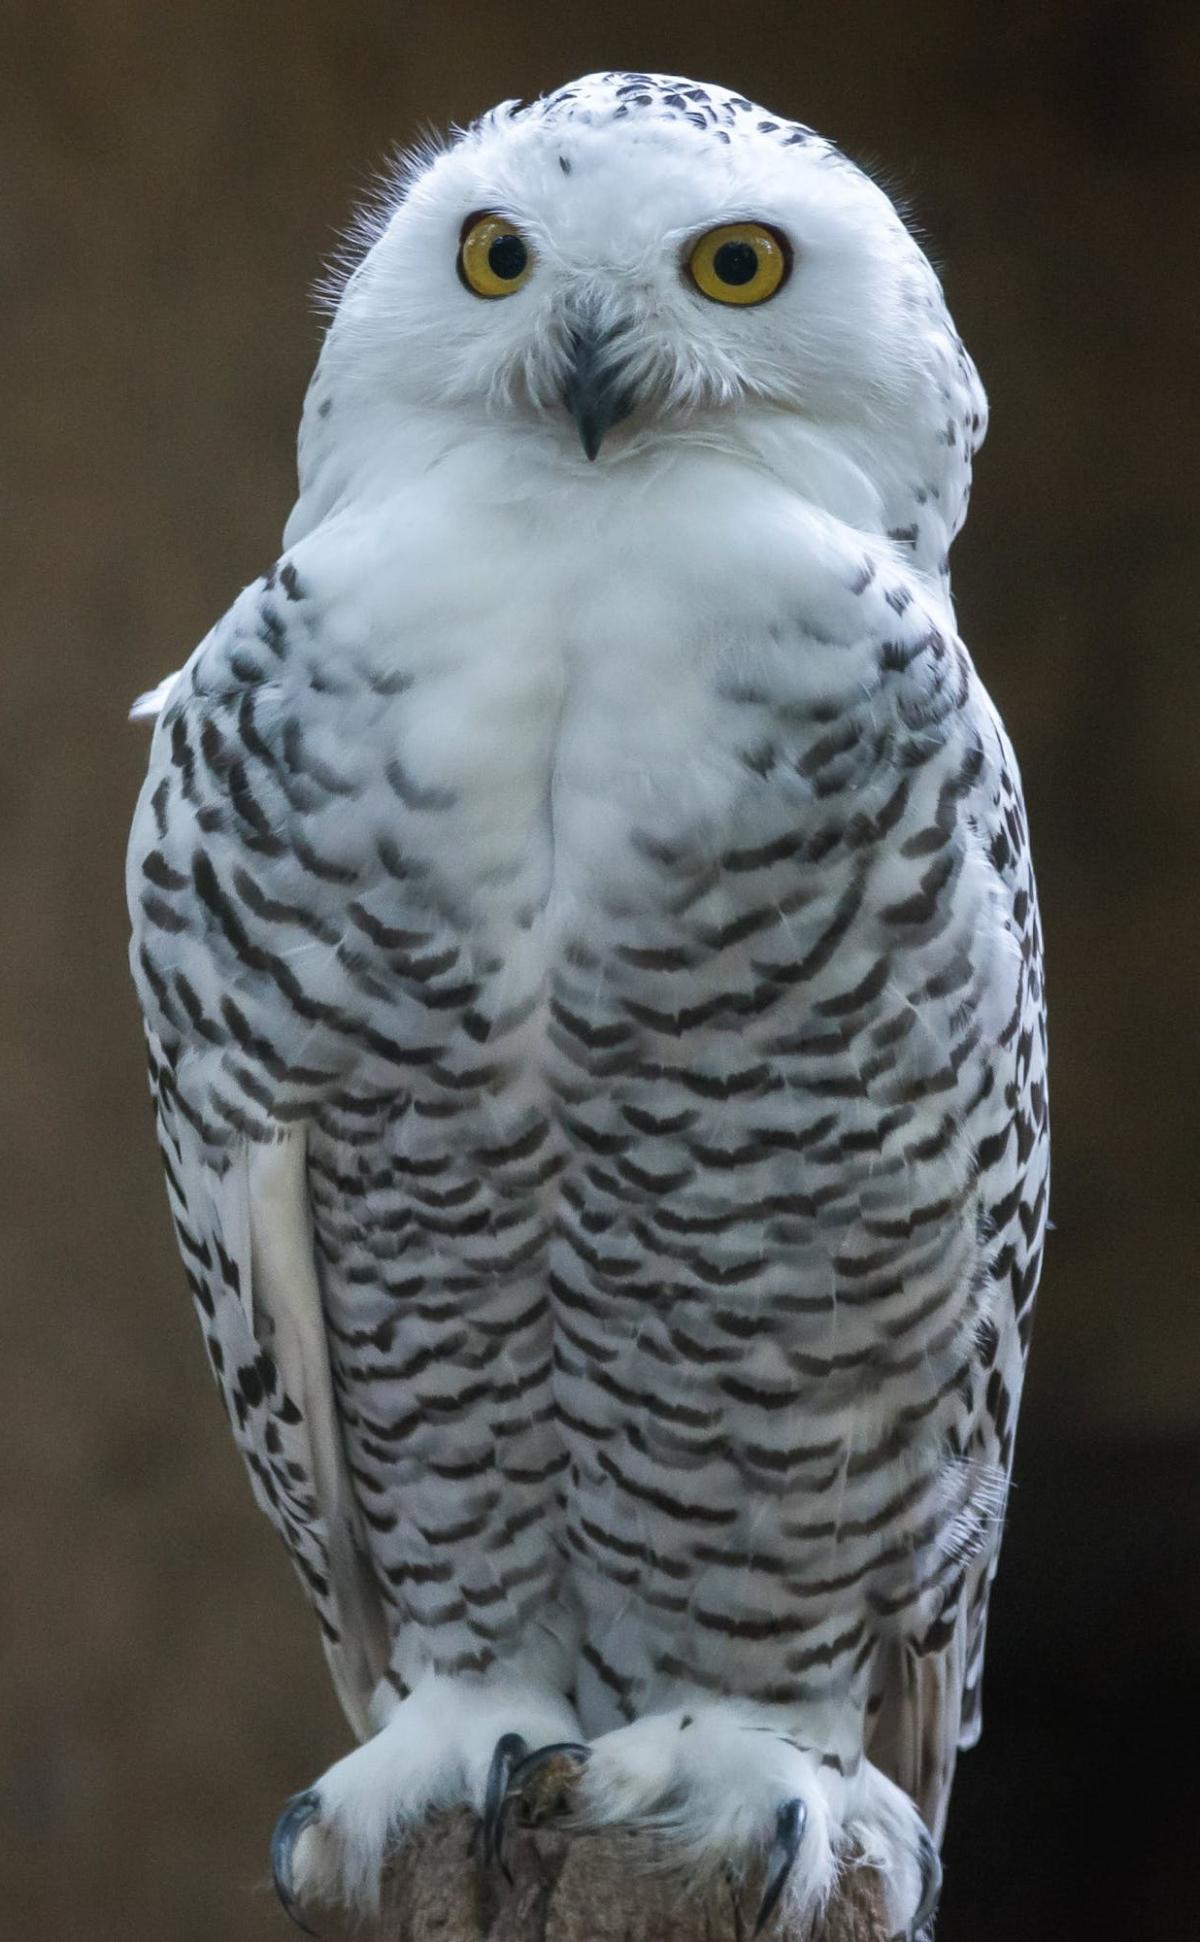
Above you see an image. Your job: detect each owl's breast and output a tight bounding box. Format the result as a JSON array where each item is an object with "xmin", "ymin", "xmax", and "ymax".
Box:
[
  {"xmin": 413, "ymin": 454, "xmax": 897, "ymax": 908},
  {"xmin": 272, "ymin": 459, "xmax": 995, "ymax": 1147}
]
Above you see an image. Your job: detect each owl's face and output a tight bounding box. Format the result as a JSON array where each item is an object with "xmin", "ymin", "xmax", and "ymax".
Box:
[{"xmin": 326, "ymin": 75, "xmax": 974, "ymax": 482}]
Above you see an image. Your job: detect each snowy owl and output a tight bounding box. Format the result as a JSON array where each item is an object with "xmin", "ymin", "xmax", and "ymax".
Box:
[{"xmin": 127, "ymin": 71, "xmax": 1048, "ymax": 1939}]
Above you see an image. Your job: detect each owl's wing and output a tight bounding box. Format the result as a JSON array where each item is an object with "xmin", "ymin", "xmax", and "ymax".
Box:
[
  {"xmin": 147, "ymin": 1032, "xmax": 388, "ymax": 1737},
  {"xmin": 128, "ymin": 544, "xmax": 417, "ymax": 1740},
  {"xmin": 867, "ymin": 708, "xmax": 1048, "ymax": 1841},
  {"xmin": 867, "ymin": 1620, "xmax": 968, "ymax": 1844}
]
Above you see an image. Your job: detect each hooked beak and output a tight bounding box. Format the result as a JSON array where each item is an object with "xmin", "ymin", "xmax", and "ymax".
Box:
[{"xmin": 561, "ymin": 328, "xmax": 636, "ymax": 461}]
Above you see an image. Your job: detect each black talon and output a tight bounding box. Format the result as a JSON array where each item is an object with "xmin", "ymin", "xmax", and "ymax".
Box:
[
  {"xmin": 270, "ymin": 1789, "xmax": 323, "ymax": 1937},
  {"xmin": 911, "ymin": 1825, "xmax": 942, "ymax": 1938},
  {"xmin": 491, "ymin": 1786, "xmax": 523, "ymax": 1880},
  {"xmin": 482, "ymin": 1733, "xmax": 530, "ymax": 1875},
  {"xmin": 754, "ymin": 1797, "xmax": 808, "ymax": 1936}
]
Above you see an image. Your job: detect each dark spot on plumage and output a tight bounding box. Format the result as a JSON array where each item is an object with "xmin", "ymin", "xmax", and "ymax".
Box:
[
  {"xmin": 631, "ymin": 830, "xmax": 684, "ymax": 868},
  {"xmin": 258, "ymin": 605, "xmax": 287, "ymax": 656},
  {"xmin": 385, "ymin": 757, "xmax": 458, "ymax": 813},
  {"xmin": 878, "ymin": 637, "xmax": 921, "ymax": 674},
  {"xmin": 214, "ymin": 1235, "xmax": 240, "ymax": 1292},
  {"xmin": 717, "ymin": 679, "xmax": 772, "ymax": 706},
  {"xmin": 237, "ymin": 1359, "xmax": 264, "ymax": 1408},
  {"xmin": 199, "ymin": 715, "xmax": 232, "ymax": 779},
  {"xmin": 149, "ymin": 775, "xmax": 170, "ymax": 836},
  {"xmin": 229, "ymin": 650, "xmax": 265, "ymax": 685},
  {"xmin": 168, "ymin": 711, "xmax": 196, "ymax": 782},
  {"xmin": 316, "ymin": 397, "xmax": 332, "ymax": 419},
  {"xmin": 279, "ymin": 561, "xmax": 303, "ymax": 601},
  {"xmin": 741, "ymin": 741, "xmax": 777, "ymax": 777},
  {"xmin": 797, "ymin": 718, "xmax": 860, "ymax": 779},
  {"xmin": 800, "ymin": 700, "xmax": 844, "ymax": 725},
  {"xmin": 140, "ymin": 888, "xmax": 189, "ymax": 934},
  {"xmin": 184, "ymin": 1265, "xmax": 211, "ymax": 1314},
  {"xmin": 172, "ymin": 972, "xmax": 225, "ymax": 1047},
  {"xmin": 368, "ymin": 667, "xmax": 413, "ymax": 696},
  {"xmin": 558, "ymin": 153, "xmax": 571, "ymax": 174},
  {"xmin": 141, "ymin": 848, "xmax": 188, "ymax": 892}
]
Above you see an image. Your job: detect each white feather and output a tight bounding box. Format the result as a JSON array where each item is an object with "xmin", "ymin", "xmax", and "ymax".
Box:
[{"xmin": 129, "ymin": 671, "xmax": 182, "ymax": 720}]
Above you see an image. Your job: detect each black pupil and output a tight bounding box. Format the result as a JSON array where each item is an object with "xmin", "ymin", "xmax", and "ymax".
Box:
[
  {"xmin": 487, "ymin": 233, "xmax": 527, "ymax": 280},
  {"xmin": 712, "ymin": 239, "xmax": 759, "ymax": 286}
]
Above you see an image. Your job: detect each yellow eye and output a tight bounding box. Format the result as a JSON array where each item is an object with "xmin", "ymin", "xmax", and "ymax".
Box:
[
  {"xmin": 458, "ymin": 212, "xmax": 535, "ymax": 299},
  {"xmin": 687, "ymin": 222, "xmax": 790, "ymax": 306}
]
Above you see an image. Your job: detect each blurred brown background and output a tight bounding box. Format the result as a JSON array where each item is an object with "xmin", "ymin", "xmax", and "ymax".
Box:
[{"xmin": 3, "ymin": 2, "xmax": 1197, "ymax": 1938}]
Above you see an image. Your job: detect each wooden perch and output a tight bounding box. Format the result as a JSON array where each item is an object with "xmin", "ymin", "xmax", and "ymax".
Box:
[{"xmin": 370, "ymin": 1808, "xmax": 890, "ymax": 1942}]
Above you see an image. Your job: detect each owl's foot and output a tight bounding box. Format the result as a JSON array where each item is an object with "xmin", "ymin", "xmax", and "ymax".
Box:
[
  {"xmin": 270, "ymin": 1671, "xmax": 581, "ymax": 1928},
  {"xmin": 570, "ymin": 1702, "xmax": 939, "ymax": 1939}
]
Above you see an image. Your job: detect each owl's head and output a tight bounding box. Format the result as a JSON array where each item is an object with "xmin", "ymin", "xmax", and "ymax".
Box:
[{"xmin": 304, "ymin": 74, "xmax": 984, "ymax": 555}]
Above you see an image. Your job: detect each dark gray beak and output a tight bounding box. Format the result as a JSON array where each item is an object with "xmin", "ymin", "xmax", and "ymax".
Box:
[{"xmin": 562, "ymin": 329, "xmax": 636, "ymax": 460}]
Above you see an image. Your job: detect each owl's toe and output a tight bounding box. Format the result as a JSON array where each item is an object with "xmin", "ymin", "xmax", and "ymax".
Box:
[
  {"xmin": 481, "ymin": 1732, "xmax": 530, "ymax": 1872},
  {"xmin": 270, "ymin": 1790, "xmax": 324, "ymax": 1936},
  {"xmin": 754, "ymin": 1797, "xmax": 809, "ymax": 1935}
]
